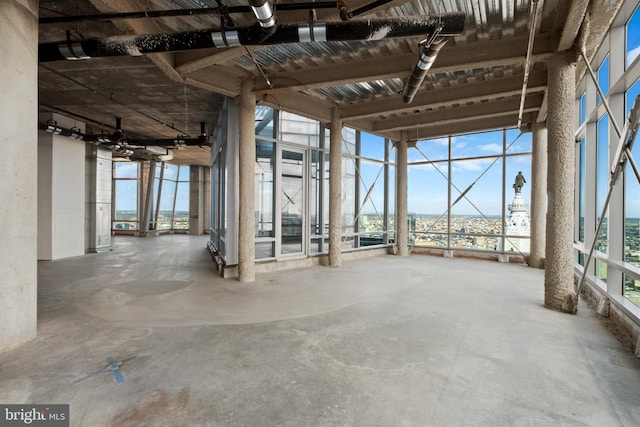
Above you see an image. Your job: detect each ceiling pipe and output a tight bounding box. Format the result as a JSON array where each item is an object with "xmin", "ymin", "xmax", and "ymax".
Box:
[
  {"xmin": 248, "ymin": 0, "xmax": 277, "ymax": 42},
  {"xmin": 39, "ymin": 13, "xmax": 465, "ymax": 62},
  {"xmin": 402, "ymin": 37, "xmax": 447, "ymax": 104},
  {"xmin": 39, "ymin": 3, "xmax": 338, "ymax": 24},
  {"xmin": 249, "ymin": 0, "xmax": 277, "ymax": 31}
]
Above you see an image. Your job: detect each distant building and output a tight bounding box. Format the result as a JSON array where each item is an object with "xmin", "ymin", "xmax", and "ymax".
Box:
[{"xmin": 504, "ymin": 192, "xmax": 530, "ymax": 253}]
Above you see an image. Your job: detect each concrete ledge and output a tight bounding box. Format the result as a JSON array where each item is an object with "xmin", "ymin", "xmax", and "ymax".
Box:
[
  {"xmin": 579, "ymin": 277, "xmax": 640, "ymax": 356},
  {"xmin": 207, "ymin": 244, "xmax": 392, "ymax": 279},
  {"xmin": 411, "ymin": 246, "xmax": 527, "ymax": 264}
]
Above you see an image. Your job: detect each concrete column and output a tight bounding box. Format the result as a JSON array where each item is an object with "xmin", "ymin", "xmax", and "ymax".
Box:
[
  {"xmin": 328, "ymin": 108, "xmax": 343, "ymax": 267},
  {"xmin": 395, "ymin": 132, "xmax": 409, "ymax": 256},
  {"xmin": 545, "ymin": 50, "xmax": 578, "ymax": 313},
  {"xmin": 529, "ymin": 122, "xmax": 547, "ymax": 269},
  {"xmin": 189, "ymin": 166, "xmax": 205, "ymax": 235},
  {"xmin": 238, "ymin": 78, "xmax": 256, "ymax": 282},
  {"xmin": 0, "ymin": 0, "xmax": 38, "ymax": 351},
  {"xmin": 139, "ymin": 161, "xmax": 157, "ymax": 236}
]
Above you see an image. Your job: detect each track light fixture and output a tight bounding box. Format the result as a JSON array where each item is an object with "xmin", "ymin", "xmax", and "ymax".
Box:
[{"xmin": 45, "ymin": 120, "xmax": 62, "ymax": 134}]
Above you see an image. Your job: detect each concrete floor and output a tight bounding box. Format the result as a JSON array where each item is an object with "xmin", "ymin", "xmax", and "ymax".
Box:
[{"xmin": 2, "ymin": 236, "xmax": 640, "ymax": 426}]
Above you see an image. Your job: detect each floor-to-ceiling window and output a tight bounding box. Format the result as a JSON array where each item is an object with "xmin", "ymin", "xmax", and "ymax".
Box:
[
  {"xmin": 112, "ymin": 160, "xmax": 138, "ymax": 231},
  {"xmin": 575, "ymin": 0, "xmax": 640, "ymax": 311},
  {"xmin": 408, "ymin": 128, "xmax": 531, "ymax": 253}
]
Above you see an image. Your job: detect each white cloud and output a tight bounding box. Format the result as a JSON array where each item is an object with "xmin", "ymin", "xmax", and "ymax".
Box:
[
  {"xmin": 628, "ymin": 45, "xmax": 640, "ymax": 66},
  {"xmin": 479, "ymin": 143, "xmax": 502, "ymax": 152},
  {"xmin": 451, "ymin": 159, "xmax": 492, "ymax": 172}
]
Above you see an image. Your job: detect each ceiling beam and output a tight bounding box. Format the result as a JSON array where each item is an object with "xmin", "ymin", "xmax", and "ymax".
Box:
[
  {"xmin": 372, "ymin": 95, "xmax": 543, "ymax": 132},
  {"xmin": 557, "ymin": 0, "xmax": 590, "ymax": 51},
  {"xmin": 341, "ymin": 71, "xmax": 548, "ymax": 120},
  {"xmin": 254, "ymin": 35, "xmax": 554, "ymax": 94},
  {"xmin": 176, "ymin": 47, "xmax": 263, "ymax": 74},
  {"xmin": 382, "ymin": 113, "xmax": 536, "ymax": 142}
]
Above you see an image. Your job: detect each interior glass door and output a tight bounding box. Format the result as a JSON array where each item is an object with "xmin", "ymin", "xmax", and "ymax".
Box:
[{"xmin": 279, "ymin": 147, "xmax": 305, "ymax": 256}]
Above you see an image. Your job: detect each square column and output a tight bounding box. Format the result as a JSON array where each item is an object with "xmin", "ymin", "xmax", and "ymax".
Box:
[
  {"xmin": 0, "ymin": 0, "xmax": 38, "ymax": 351},
  {"xmin": 38, "ymin": 113, "xmax": 86, "ymax": 260}
]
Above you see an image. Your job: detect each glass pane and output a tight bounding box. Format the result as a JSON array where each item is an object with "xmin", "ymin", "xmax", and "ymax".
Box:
[
  {"xmin": 342, "ymin": 155, "xmax": 357, "ymax": 242},
  {"xmin": 579, "ymin": 138, "xmax": 586, "ymax": 243},
  {"xmin": 178, "ymin": 165, "xmax": 190, "ymax": 181},
  {"xmin": 505, "ymin": 128, "xmax": 531, "ymax": 154},
  {"xmin": 596, "ymin": 115, "xmax": 609, "ymax": 253},
  {"xmin": 597, "ymin": 55, "xmax": 609, "ymax": 104},
  {"xmin": 595, "ymin": 259, "xmax": 607, "ymax": 282},
  {"xmin": 360, "ymin": 132, "xmax": 385, "ymax": 160},
  {"xmin": 411, "ymin": 232, "xmax": 447, "ymax": 248},
  {"xmin": 580, "ymin": 92, "xmax": 586, "ymax": 125},
  {"xmin": 408, "ymin": 161, "xmax": 448, "ymax": 236},
  {"xmin": 627, "ymin": 4, "xmax": 640, "ymax": 68},
  {"xmin": 163, "ymin": 164, "xmax": 179, "ymax": 181},
  {"xmin": 256, "ymin": 141, "xmax": 274, "ymax": 238},
  {"xmin": 172, "ymin": 182, "xmax": 189, "ymax": 229},
  {"xmin": 281, "ymin": 149, "xmax": 304, "ymax": 254},
  {"xmin": 255, "ymin": 106, "xmax": 274, "ymax": 138},
  {"xmin": 412, "ymin": 137, "xmax": 448, "ymax": 162},
  {"xmin": 278, "ymin": 111, "xmax": 319, "ymax": 146},
  {"xmin": 342, "ymin": 128, "xmax": 356, "ymax": 155},
  {"xmin": 158, "ymin": 181, "xmax": 176, "ymax": 230},
  {"xmin": 625, "ymin": 80, "xmax": 640, "ymax": 270},
  {"xmin": 114, "ymin": 161, "xmax": 137, "ymax": 178},
  {"xmin": 324, "ymin": 153, "xmax": 330, "ymax": 242},
  {"xmin": 626, "ymin": 78, "xmax": 640, "ymax": 117},
  {"xmin": 359, "ymin": 160, "xmax": 385, "ymax": 233},
  {"xmin": 452, "ymin": 130, "xmax": 503, "ymax": 159},
  {"xmin": 310, "ymin": 150, "xmax": 322, "ymax": 239},
  {"xmin": 388, "ymin": 164, "xmax": 395, "ymax": 243},
  {"xmin": 624, "ymin": 274, "xmax": 640, "ymax": 307},
  {"xmin": 449, "ymin": 156, "xmax": 503, "ymax": 251},
  {"xmin": 115, "ymin": 180, "xmax": 137, "ymax": 220},
  {"xmin": 504, "ymin": 155, "xmax": 531, "ymax": 253},
  {"xmin": 256, "ymin": 241, "xmax": 274, "ymax": 259}
]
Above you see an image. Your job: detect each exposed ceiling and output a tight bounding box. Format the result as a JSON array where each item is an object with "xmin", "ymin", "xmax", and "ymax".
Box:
[{"xmin": 38, "ymin": 0, "xmax": 624, "ymax": 165}]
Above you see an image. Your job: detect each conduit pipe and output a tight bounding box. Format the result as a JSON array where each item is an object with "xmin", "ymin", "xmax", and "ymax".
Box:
[
  {"xmin": 517, "ymin": 0, "xmax": 539, "ymax": 129},
  {"xmin": 39, "ymin": 121, "xmax": 208, "ymax": 148},
  {"xmin": 39, "ymin": 3, "xmax": 338, "ymax": 24},
  {"xmin": 402, "ymin": 37, "xmax": 447, "ymax": 104},
  {"xmin": 39, "ymin": 13, "xmax": 465, "ymax": 62}
]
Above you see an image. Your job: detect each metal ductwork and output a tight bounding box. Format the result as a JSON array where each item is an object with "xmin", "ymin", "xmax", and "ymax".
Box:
[
  {"xmin": 402, "ymin": 37, "xmax": 447, "ymax": 104},
  {"xmin": 39, "ymin": 14, "xmax": 465, "ymax": 62},
  {"xmin": 249, "ymin": 0, "xmax": 277, "ymax": 38}
]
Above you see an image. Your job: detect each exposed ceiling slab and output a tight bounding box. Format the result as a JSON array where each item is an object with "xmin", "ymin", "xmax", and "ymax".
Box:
[{"xmin": 38, "ymin": 0, "xmax": 624, "ymax": 162}]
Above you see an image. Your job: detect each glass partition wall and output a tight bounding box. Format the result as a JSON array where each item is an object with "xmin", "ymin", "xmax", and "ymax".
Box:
[{"xmin": 210, "ymin": 99, "xmax": 534, "ymax": 268}]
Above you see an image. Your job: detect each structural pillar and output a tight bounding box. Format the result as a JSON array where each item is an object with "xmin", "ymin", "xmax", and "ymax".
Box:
[
  {"xmin": 529, "ymin": 121, "xmax": 547, "ymax": 269},
  {"xmin": 238, "ymin": 78, "xmax": 256, "ymax": 282},
  {"xmin": 328, "ymin": 108, "xmax": 343, "ymax": 267},
  {"xmin": 0, "ymin": 0, "xmax": 38, "ymax": 351},
  {"xmin": 395, "ymin": 132, "xmax": 409, "ymax": 256},
  {"xmin": 189, "ymin": 165, "xmax": 205, "ymax": 235},
  {"xmin": 545, "ymin": 50, "xmax": 578, "ymax": 313}
]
